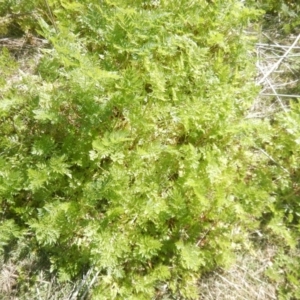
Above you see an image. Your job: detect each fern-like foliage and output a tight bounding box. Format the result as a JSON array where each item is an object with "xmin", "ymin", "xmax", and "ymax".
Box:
[{"xmin": 2, "ymin": 0, "xmax": 296, "ymax": 299}]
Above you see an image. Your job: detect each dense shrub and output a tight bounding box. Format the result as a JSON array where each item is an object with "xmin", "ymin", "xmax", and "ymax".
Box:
[
  {"xmin": 3, "ymin": 0, "xmax": 300, "ymax": 298},
  {"xmin": 261, "ymin": 103, "xmax": 300, "ymax": 299}
]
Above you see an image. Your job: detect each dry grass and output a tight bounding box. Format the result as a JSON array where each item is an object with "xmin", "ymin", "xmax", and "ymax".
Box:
[
  {"xmin": 0, "ymin": 258, "xmax": 98, "ymax": 300},
  {"xmin": 0, "ymin": 262, "xmax": 18, "ymax": 297},
  {"xmin": 198, "ymin": 246, "xmax": 278, "ymax": 300},
  {"xmin": 0, "ymin": 34, "xmax": 49, "ymax": 95},
  {"xmin": 247, "ymin": 28, "xmax": 300, "ymax": 119}
]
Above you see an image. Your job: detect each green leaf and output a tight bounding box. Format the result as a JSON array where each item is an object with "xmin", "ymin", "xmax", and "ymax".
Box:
[
  {"xmin": 27, "ymin": 168, "xmax": 49, "ymax": 191},
  {"xmin": 49, "ymin": 155, "xmax": 72, "ymax": 178},
  {"xmin": 176, "ymin": 242, "xmax": 203, "ymax": 271}
]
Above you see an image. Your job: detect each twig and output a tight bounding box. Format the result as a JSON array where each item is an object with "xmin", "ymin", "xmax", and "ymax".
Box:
[
  {"xmin": 257, "ymin": 148, "xmax": 289, "ymax": 174},
  {"xmin": 68, "ymin": 269, "xmax": 93, "ymax": 300},
  {"xmin": 36, "ymin": 286, "xmax": 42, "ymax": 300},
  {"xmin": 80, "ymin": 270, "xmax": 100, "ymax": 300},
  {"xmin": 256, "ymin": 43, "xmax": 300, "ymax": 49},
  {"xmin": 258, "ymin": 34, "xmax": 300, "ymax": 85},
  {"xmin": 237, "ymin": 265, "xmax": 269, "ymax": 286},
  {"xmin": 262, "ymin": 33, "xmax": 281, "ymax": 47},
  {"xmin": 260, "ymin": 93, "xmax": 300, "ymax": 98},
  {"xmin": 215, "ymin": 273, "xmax": 250, "ymax": 300},
  {"xmin": 256, "ymin": 63, "xmax": 288, "ymax": 112},
  {"xmin": 46, "ymin": 277, "xmax": 54, "ymax": 300},
  {"xmin": 270, "ymin": 79, "xmax": 299, "ymax": 87},
  {"xmin": 43, "ymin": 0, "xmax": 58, "ymax": 33},
  {"xmin": 265, "ymin": 54, "xmax": 300, "ymax": 59}
]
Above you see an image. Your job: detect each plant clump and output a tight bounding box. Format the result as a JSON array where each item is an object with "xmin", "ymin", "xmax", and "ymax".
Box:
[{"xmin": 1, "ymin": 0, "xmax": 300, "ymax": 299}]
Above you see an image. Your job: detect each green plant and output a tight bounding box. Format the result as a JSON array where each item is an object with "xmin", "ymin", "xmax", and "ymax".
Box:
[
  {"xmin": 245, "ymin": 0, "xmax": 300, "ymax": 33},
  {"xmin": 258, "ymin": 102, "xmax": 300, "ymax": 299},
  {"xmin": 0, "ymin": 48, "xmax": 18, "ymax": 87},
  {"xmin": 3, "ymin": 0, "xmax": 296, "ymax": 299}
]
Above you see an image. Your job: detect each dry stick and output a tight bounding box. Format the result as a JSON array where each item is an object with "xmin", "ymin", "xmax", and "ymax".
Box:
[
  {"xmin": 238, "ymin": 266, "xmax": 266, "ymax": 285},
  {"xmin": 214, "ymin": 273, "xmax": 250, "ymax": 300},
  {"xmin": 261, "ymin": 32, "xmax": 297, "ymax": 49},
  {"xmin": 46, "ymin": 277, "xmax": 54, "ymax": 300},
  {"xmin": 271, "ymin": 79, "xmax": 299, "ymax": 87},
  {"xmin": 262, "ymin": 33, "xmax": 282, "ymax": 47},
  {"xmin": 271, "ymin": 48, "xmax": 297, "ymax": 75},
  {"xmin": 43, "ymin": 0, "xmax": 58, "ymax": 33},
  {"xmin": 80, "ymin": 270, "xmax": 100, "ymax": 300},
  {"xmin": 256, "ymin": 287, "xmax": 261, "ymax": 300},
  {"xmin": 257, "ymin": 148, "xmax": 289, "ymax": 174},
  {"xmin": 68, "ymin": 268, "xmax": 93, "ymax": 300},
  {"xmin": 256, "ymin": 63, "xmax": 288, "ymax": 112},
  {"xmin": 258, "ymin": 34, "xmax": 300, "ymax": 85},
  {"xmin": 257, "ymin": 286, "xmax": 265, "ymax": 300},
  {"xmin": 265, "ymin": 54, "xmax": 300, "ymax": 59},
  {"xmin": 236, "ymin": 272, "xmax": 259, "ymax": 298},
  {"xmin": 261, "ymin": 93, "xmax": 300, "ymax": 98},
  {"xmin": 36, "ymin": 286, "xmax": 42, "ymax": 300},
  {"xmin": 256, "ymin": 43, "xmax": 300, "ymax": 50},
  {"xmin": 207, "ymin": 288, "xmax": 214, "ymax": 300},
  {"xmin": 263, "ymin": 32, "xmax": 278, "ymax": 43}
]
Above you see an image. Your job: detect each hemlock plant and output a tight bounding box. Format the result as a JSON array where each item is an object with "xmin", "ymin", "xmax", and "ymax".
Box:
[{"xmin": 2, "ymin": 0, "xmax": 299, "ymax": 299}]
